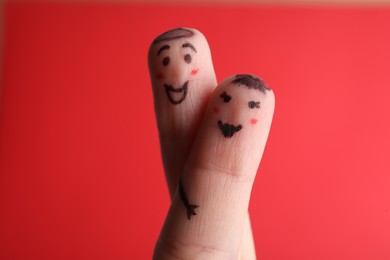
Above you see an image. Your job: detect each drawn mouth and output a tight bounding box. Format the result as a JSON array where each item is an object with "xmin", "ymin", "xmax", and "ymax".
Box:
[
  {"xmin": 218, "ymin": 120, "xmax": 242, "ymax": 138},
  {"xmin": 164, "ymin": 81, "xmax": 189, "ymax": 105}
]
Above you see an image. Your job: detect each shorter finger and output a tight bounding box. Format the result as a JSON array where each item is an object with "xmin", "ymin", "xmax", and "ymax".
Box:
[{"xmin": 154, "ymin": 74, "xmax": 275, "ymax": 259}]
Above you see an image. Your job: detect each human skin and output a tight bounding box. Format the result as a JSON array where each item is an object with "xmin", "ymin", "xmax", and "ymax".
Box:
[{"xmin": 149, "ymin": 28, "xmax": 275, "ymax": 259}]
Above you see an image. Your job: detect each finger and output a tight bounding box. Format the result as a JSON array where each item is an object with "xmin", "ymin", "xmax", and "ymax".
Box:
[
  {"xmin": 148, "ymin": 28, "xmax": 217, "ymax": 196},
  {"xmin": 154, "ymin": 74, "xmax": 275, "ymax": 259},
  {"xmin": 149, "ymin": 29, "xmax": 257, "ymax": 259},
  {"xmin": 239, "ymin": 214, "xmax": 256, "ymax": 259}
]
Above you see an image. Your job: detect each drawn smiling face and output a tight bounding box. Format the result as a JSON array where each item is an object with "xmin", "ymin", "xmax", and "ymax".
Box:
[
  {"xmin": 215, "ymin": 74, "xmax": 270, "ymax": 138},
  {"xmin": 150, "ymin": 28, "xmax": 200, "ymax": 105}
]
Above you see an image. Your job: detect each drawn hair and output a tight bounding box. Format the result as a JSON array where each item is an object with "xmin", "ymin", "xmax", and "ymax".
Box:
[
  {"xmin": 153, "ymin": 28, "xmax": 194, "ymax": 44},
  {"xmin": 232, "ymin": 74, "xmax": 270, "ymax": 94}
]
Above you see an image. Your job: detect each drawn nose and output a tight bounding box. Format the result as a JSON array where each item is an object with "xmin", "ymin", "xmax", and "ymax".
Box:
[{"xmin": 168, "ymin": 65, "xmax": 188, "ymax": 86}]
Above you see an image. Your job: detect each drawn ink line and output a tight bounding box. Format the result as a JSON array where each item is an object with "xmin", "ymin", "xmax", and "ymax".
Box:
[
  {"xmin": 179, "ymin": 176, "xmax": 199, "ymax": 220},
  {"xmin": 153, "ymin": 28, "xmax": 194, "ymax": 44},
  {"xmin": 232, "ymin": 74, "xmax": 271, "ymax": 94},
  {"xmin": 220, "ymin": 91, "xmax": 232, "ymax": 103},
  {"xmin": 164, "ymin": 81, "xmax": 189, "ymax": 105},
  {"xmin": 248, "ymin": 101, "xmax": 260, "ymax": 109},
  {"xmin": 218, "ymin": 120, "xmax": 242, "ymax": 138},
  {"xmin": 157, "ymin": 45, "xmax": 170, "ymax": 56},
  {"xmin": 182, "ymin": 42, "xmax": 197, "ymax": 53}
]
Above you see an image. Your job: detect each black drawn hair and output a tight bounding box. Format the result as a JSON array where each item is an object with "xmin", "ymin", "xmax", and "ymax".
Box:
[
  {"xmin": 232, "ymin": 74, "xmax": 270, "ymax": 94},
  {"xmin": 153, "ymin": 28, "xmax": 194, "ymax": 44}
]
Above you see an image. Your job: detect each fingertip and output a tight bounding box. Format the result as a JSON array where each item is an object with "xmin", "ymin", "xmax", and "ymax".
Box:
[
  {"xmin": 148, "ymin": 27, "xmax": 210, "ymax": 66},
  {"xmin": 147, "ymin": 27, "xmax": 217, "ymax": 196},
  {"xmin": 188, "ymin": 73, "xmax": 275, "ymax": 177},
  {"xmin": 148, "ymin": 28, "xmax": 215, "ymax": 106},
  {"xmin": 218, "ymin": 73, "xmax": 275, "ymax": 123}
]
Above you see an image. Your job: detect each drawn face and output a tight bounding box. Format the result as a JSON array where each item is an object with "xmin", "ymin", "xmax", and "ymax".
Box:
[
  {"xmin": 214, "ymin": 74, "xmax": 270, "ymax": 138},
  {"xmin": 150, "ymin": 28, "xmax": 199, "ymax": 105}
]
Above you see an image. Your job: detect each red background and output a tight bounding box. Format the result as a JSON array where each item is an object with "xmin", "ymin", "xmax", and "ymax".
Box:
[{"xmin": 1, "ymin": 4, "xmax": 390, "ymax": 259}]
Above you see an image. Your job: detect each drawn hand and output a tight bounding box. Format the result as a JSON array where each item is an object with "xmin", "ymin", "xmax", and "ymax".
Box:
[{"xmin": 148, "ymin": 28, "xmax": 275, "ymax": 259}]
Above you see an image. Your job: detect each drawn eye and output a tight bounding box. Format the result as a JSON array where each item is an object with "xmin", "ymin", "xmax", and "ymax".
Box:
[
  {"xmin": 162, "ymin": 57, "xmax": 170, "ymax": 66},
  {"xmin": 248, "ymin": 101, "xmax": 260, "ymax": 109},
  {"xmin": 184, "ymin": 54, "xmax": 192, "ymax": 64},
  {"xmin": 220, "ymin": 91, "xmax": 231, "ymax": 103}
]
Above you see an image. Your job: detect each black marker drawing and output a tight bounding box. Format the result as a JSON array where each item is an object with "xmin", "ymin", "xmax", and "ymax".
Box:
[
  {"xmin": 182, "ymin": 42, "xmax": 197, "ymax": 53},
  {"xmin": 184, "ymin": 54, "xmax": 192, "ymax": 64},
  {"xmin": 218, "ymin": 120, "xmax": 242, "ymax": 138},
  {"xmin": 248, "ymin": 101, "xmax": 260, "ymax": 109},
  {"xmin": 179, "ymin": 176, "xmax": 199, "ymax": 220},
  {"xmin": 216, "ymin": 75, "xmax": 268, "ymax": 137},
  {"xmin": 153, "ymin": 28, "xmax": 194, "ymax": 44},
  {"xmin": 162, "ymin": 57, "xmax": 170, "ymax": 66},
  {"xmin": 153, "ymin": 28, "xmax": 197, "ymax": 105},
  {"xmin": 232, "ymin": 74, "xmax": 270, "ymax": 94},
  {"xmin": 164, "ymin": 81, "xmax": 188, "ymax": 105},
  {"xmin": 157, "ymin": 45, "xmax": 170, "ymax": 56},
  {"xmin": 220, "ymin": 91, "xmax": 232, "ymax": 103}
]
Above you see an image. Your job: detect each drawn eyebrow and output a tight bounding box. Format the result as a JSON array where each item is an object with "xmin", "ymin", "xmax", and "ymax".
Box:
[
  {"xmin": 157, "ymin": 45, "xmax": 170, "ymax": 56},
  {"xmin": 182, "ymin": 42, "xmax": 197, "ymax": 53}
]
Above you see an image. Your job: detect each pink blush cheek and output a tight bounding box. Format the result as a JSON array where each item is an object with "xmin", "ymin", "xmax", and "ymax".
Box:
[
  {"xmin": 191, "ymin": 68, "xmax": 199, "ymax": 76},
  {"xmin": 250, "ymin": 118, "xmax": 258, "ymax": 125},
  {"xmin": 213, "ymin": 107, "xmax": 220, "ymax": 114}
]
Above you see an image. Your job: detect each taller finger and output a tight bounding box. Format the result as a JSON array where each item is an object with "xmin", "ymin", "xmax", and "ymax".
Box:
[{"xmin": 148, "ymin": 28, "xmax": 217, "ymax": 195}]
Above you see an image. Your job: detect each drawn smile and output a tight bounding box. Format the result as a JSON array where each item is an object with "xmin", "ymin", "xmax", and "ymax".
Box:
[
  {"xmin": 164, "ymin": 81, "xmax": 189, "ymax": 105},
  {"xmin": 218, "ymin": 120, "xmax": 242, "ymax": 138}
]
